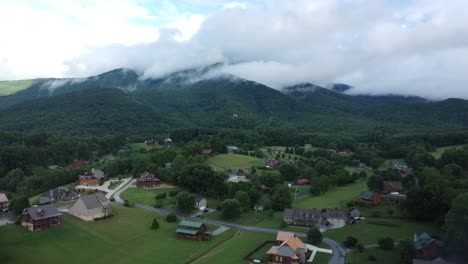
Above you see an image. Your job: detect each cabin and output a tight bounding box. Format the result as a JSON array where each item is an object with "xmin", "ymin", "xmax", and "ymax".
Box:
[
  {"xmin": 414, "ymin": 233, "xmax": 445, "ymax": 260},
  {"xmin": 359, "ymin": 191, "xmax": 382, "ymax": 206},
  {"xmin": 39, "ymin": 186, "xmax": 78, "ymax": 204},
  {"xmin": 144, "ymin": 138, "xmax": 156, "ymax": 146},
  {"xmin": 22, "ymin": 204, "xmax": 61, "ymax": 231},
  {"xmin": 295, "ymin": 178, "xmax": 310, "ymax": 185},
  {"xmin": 283, "ymin": 208, "xmax": 348, "ymax": 227},
  {"xmin": 266, "ymin": 231, "xmax": 309, "ymax": 264},
  {"xmin": 72, "ymin": 160, "xmax": 87, "ymax": 170},
  {"xmin": 136, "ymin": 171, "xmax": 161, "ymax": 188},
  {"xmin": 266, "ymin": 159, "xmax": 280, "ymax": 168},
  {"xmin": 176, "ymin": 220, "xmax": 209, "ymax": 240},
  {"xmin": 195, "ymin": 196, "xmax": 207, "ymax": 211},
  {"xmin": 383, "ymin": 181, "xmax": 402, "ymax": 194},
  {"xmin": 79, "ymin": 169, "xmax": 107, "ymax": 186},
  {"xmin": 0, "ymin": 193, "xmax": 9, "ymax": 212},
  {"xmin": 68, "ymin": 193, "xmax": 112, "ymax": 221},
  {"xmin": 201, "ymin": 149, "xmax": 215, "ymax": 157},
  {"xmin": 226, "ymin": 145, "xmax": 239, "ymax": 154}
]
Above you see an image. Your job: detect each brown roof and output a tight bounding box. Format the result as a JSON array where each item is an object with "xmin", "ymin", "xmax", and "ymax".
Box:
[
  {"xmin": 0, "ymin": 193, "xmax": 8, "ymax": 203},
  {"xmin": 72, "ymin": 160, "xmax": 86, "ymax": 170},
  {"xmin": 80, "ymin": 169, "xmax": 106, "ymax": 180},
  {"xmin": 282, "ymin": 236, "xmax": 306, "ymax": 251},
  {"xmin": 383, "ymin": 181, "xmax": 402, "ymax": 193},
  {"xmin": 276, "ymin": 231, "xmax": 295, "ymax": 242},
  {"xmin": 79, "ymin": 193, "xmax": 109, "ymax": 210},
  {"xmin": 201, "ymin": 149, "xmax": 213, "ymax": 154}
]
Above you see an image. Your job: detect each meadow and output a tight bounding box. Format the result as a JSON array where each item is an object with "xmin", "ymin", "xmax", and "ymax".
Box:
[{"xmin": 207, "ymin": 154, "xmax": 263, "ymax": 172}]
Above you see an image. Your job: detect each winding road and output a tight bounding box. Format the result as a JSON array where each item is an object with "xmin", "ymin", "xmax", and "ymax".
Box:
[{"xmin": 112, "ymin": 180, "xmax": 347, "ymax": 264}]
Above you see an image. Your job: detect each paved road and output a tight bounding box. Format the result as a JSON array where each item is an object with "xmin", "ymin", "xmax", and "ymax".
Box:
[
  {"xmin": 75, "ymin": 177, "xmax": 132, "ymax": 199},
  {"xmin": 113, "ymin": 178, "xmax": 136, "ymax": 202}
]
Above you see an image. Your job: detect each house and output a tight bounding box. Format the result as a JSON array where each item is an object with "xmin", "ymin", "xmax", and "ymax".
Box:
[
  {"xmin": 22, "ymin": 204, "xmax": 61, "ymax": 231},
  {"xmin": 266, "ymin": 231, "xmax": 309, "ymax": 264},
  {"xmin": 0, "ymin": 193, "xmax": 9, "ymax": 212},
  {"xmin": 164, "ymin": 138, "xmax": 174, "ymax": 147},
  {"xmin": 68, "ymin": 193, "xmax": 112, "ymax": 221},
  {"xmin": 412, "ymin": 257, "xmax": 449, "ymax": 264},
  {"xmin": 136, "ymin": 171, "xmax": 161, "ymax": 188},
  {"xmin": 359, "ymin": 191, "xmax": 382, "ymax": 206},
  {"xmin": 39, "ymin": 186, "xmax": 78, "ymax": 204},
  {"xmin": 338, "ymin": 151, "xmax": 350, "ymax": 157},
  {"xmin": 236, "ymin": 168, "xmax": 251, "ymax": 177},
  {"xmin": 399, "ymin": 168, "xmax": 411, "ymax": 178},
  {"xmin": 79, "ymin": 169, "xmax": 107, "ymax": 186},
  {"xmin": 383, "ymin": 181, "xmax": 402, "ymax": 194},
  {"xmin": 266, "ymin": 158, "xmax": 280, "ymax": 168},
  {"xmin": 72, "ymin": 160, "xmax": 86, "ymax": 170},
  {"xmin": 226, "ymin": 145, "xmax": 239, "ymax": 154},
  {"xmin": 283, "ymin": 208, "xmax": 348, "ymax": 227},
  {"xmin": 144, "ymin": 138, "xmax": 156, "ymax": 146},
  {"xmin": 195, "ymin": 196, "xmax": 207, "ymax": 211},
  {"xmin": 176, "ymin": 220, "xmax": 209, "ymax": 240},
  {"xmin": 349, "ymin": 208, "xmax": 361, "ymax": 220},
  {"xmin": 414, "ymin": 233, "xmax": 445, "ymax": 260},
  {"xmin": 295, "ymin": 178, "xmax": 310, "ymax": 185},
  {"xmin": 201, "ymin": 149, "xmax": 215, "ymax": 157},
  {"xmin": 271, "ymin": 147, "xmax": 286, "ymax": 154}
]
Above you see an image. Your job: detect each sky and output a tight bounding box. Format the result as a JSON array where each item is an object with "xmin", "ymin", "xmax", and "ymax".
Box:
[{"xmin": 1, "ymin": 0, "xmax": 468, "ymax": 99}]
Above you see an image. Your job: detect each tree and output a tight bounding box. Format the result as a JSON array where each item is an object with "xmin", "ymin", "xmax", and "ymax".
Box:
[
  {"xmin": 359, "ymin": 170, "xmax": 368, "ymax": 179},
  {"xmin": 378, "ymin": 237, "xmax": 395, "ymax": 250},
  {"xmin": 368, "ymin": 255, "xmax": 376, "ymax": 263},
  {"xmin": 175, "ymin": 191, "xmax": 195, "ymax": 213},
  {"xmin": 307, "ymin": 227, "xmax": 323, "ymax": 244},
  {"xmin": 343, "ymin": 236, "xmax": 358, "ymax": 248},
  {"xmin": 445, "ymin": 193, "xmax": 468, "ymax": 260},
  {"xmin": 233, "ymin": 191, "xmax": 250, "ymax": 211},
  {"xmin": 271, "ymin": 185, "xmax": 292, "ymax": 211},
  {"xmin": 279, "ymin": 164, "xmax": 299, "ymax": 181},
  {"xmin": 221, "ymin": 199, "xmax": 241, "ymax": 219},
  {"xmin": 9, "ymin": 196, "xmax": 30, "ymax": 215},
  {"xmin": 166, "ymin": 213, "xmax": 177, "ymax": 222},
  {"xmin": 398, "ymin": 240, "xmax": 415, "ymax": 264},
  {"xmin": 150, "ymin": 218, "xmax": 160, "ymax": 230},
  {"xmin": 367, "ymin": 175, "xmax": 383, "ymax": 192}
]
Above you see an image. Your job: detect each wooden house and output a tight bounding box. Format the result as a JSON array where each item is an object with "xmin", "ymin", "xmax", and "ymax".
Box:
[
  {"xmin": 136, "ymin": 172, "xmax": 161, "ymax": 188},
  {"xmin": 201, "ymin": 149, "xmax": 215, "ymax": 157},
  {"xmin": 79, "ymin": 169, "xmax": 107, "ymax": 186},
  {"xmin": 414, "ymin": 233, "xmax": 445, "ymax": 260},
  {"xmin": 22, "ymin": 204, "xmax": 61, "ymax": 231},
  {"xmin": 0, "ymin": 193, "xmax": 9, "ymax": 212},
  {"xmin": 176, "ymin": 220, "xmax": 209, "ymax": 240},
  {"xmin": 266, "ymin": 159, "xmax": 280, "ymax": 169},
  {"xmin": 359, "ymin": 191, "xmax": 382, "ymax": 206},
  {"xmin": 266, "ymin": 231, "xmax": 309, "ymax": 264},
  {"xmin": 68, "ymin": 193, "xmax": 112, "ymax": 221}
]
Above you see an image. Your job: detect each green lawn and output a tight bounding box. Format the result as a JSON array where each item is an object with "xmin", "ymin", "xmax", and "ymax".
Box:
[
  {"xmin": 430, "ymin": 145, "xmax": 466, "ymax": 159},
  {"xmin": 120, "ymin": 187, "xmax": 183, "ymax": 208},
  {"xmin": 312, "ymin": 252, "xmax": 332, "ymax": 264},
  {"xmin": 324, "ymin": 218, "xmax": 440, "ymax": 245},
  {"xmin": 192, "ymin": 232, "xmax": 275, "ymax": 264},
  {"xmin": 205, "ymin": 210, "xmax": 272, "ymax": 226},
  {"xmin": 208, "ymin": 154, "xmax": 263, "ymax": 172},
  {"xmin": 347, "ymin": 248, "xmax": 400, "ymax": 264},
  {"xmin": 0, "ymin": 206, "xmax": 235, "ymax": 264},
  {"xmin": 293, "ymin": 180, "xmax": 367, "ymax": 209}
]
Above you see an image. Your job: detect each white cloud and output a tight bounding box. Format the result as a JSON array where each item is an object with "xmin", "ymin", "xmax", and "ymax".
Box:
[{"xmin": 1, "ymin": 0, "xmax": 468, "ymax": 99}]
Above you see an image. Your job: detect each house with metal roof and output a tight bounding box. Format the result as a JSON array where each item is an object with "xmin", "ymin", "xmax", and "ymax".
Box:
[
  {"xmin": 176, "ymin": 220, "xmax": 210, "ymax": 240},
  {"xmin": 266, "ymin": 231, "xmax": 309, "ymax": 264},
  {"xmin": 414, "ymin": 232, "xmax": 445, "ymax": 260},
  {"xmin": 68, "ymin": 193, "xmax": 112, "ymax": 221},
  {"xmin": 39, "ymin": 186, "xmax": 78, "ymax": 204},
  {"xmin": 21, "ymin": 204, "xmax": 61, "ymax": 231},
  {"xmin": 0, "ymin": 193, "xmax": 9, "ymax": 212}
]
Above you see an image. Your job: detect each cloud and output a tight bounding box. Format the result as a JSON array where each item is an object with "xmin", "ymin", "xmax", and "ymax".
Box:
[{"xmin": 1, "ymin": 0, "xmax": 468, "ymax": 99}]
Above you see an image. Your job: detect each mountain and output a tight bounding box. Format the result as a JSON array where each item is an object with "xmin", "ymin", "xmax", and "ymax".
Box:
[{"xmin": 0, "ymin": 67, "xmax": 468, "ymax": 137}]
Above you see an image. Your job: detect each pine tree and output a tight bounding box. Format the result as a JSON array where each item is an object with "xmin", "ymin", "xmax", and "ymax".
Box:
[{"xmin": 151, "ymin": 218, "xmax": 160, "ymax": 230}]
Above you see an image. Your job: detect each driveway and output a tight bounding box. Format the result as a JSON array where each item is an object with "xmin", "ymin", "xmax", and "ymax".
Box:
[
  {"xmin": 0, "ymin": 214, "xmax": 14, "ymax": 226},
  {"xmin": 113, "ymin": 178, "xmax": 136, "ymax": 202},
  {"xmin": 75, "ymin": 177, "xmax": 132, "ymax": 199}
]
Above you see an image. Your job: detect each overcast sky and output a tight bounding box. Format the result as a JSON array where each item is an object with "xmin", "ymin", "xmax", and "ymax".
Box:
[{"xmin": 1, "ymin": 0, "xmax": 468, "ymax": 99}]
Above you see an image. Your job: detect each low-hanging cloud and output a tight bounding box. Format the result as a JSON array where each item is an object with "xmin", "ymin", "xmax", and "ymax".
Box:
[{"xmin": 2, "ymin": 0, "xmax": 468, "ymax": 99}]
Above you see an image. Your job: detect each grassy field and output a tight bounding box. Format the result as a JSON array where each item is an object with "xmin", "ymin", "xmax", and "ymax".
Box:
[
  {"xmin": 0, "ymin": 206, "xmax": 236, "ymax": 264},
  {"xmin": 192, "ymin": 232, "xmax": 274, "ymax": 264},
  {"xmin": 208, "ymin": 154, "xmax": 263, "ymax": 172},
  {"xmin": 347, "ymin": 248, "xmax": 400, "ymax": 264},
  {"xmin": 324, "ymin": 217, "xmax": 440, "ymax": 245},
  {"xmin": 205, "ymin": 210, "xmax": 272, "ymax": 226},
  {"xmin": 120, "ymin": 187, "xmax": 183, "ymax": 208},
  {"xmin": 430, "ymin": 144, "xmax": 465, "ymax": 159},
  {"xmin": 128, "ymin": 143, "xmax": 165, "ymax": 152},
  {"xmin": 0, "ymin": 79, "xmax": 37, "ymax": 96},
  {"xmin": 312, "ymin": 252, "xmax": 332, "ymax": 264},
  {"xmin": 293, "ymin": 180, "xmax": 367, "ymax": 209}
]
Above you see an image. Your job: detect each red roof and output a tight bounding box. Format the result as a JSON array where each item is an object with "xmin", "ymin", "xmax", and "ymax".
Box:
[{"xmin": 296, "ymin": 178, "xmax": 310, "ymax": 185}]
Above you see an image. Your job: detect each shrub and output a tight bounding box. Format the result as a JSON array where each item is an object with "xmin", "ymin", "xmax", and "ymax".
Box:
[
  {"xmin": 155, "ymin": 192, "xmax": 167, "ymax": 200},
  {"xmin": 387, "ymin": 209, "xmax": 394, "ymax": 217},
  {"xmin": 378, "ymin": 237, "xmax": 395, "ymax": 250},
  {"xmin": 368, "ymin": 255, "xmax": 376, "ymax": 262},
  {"xmin": 110, "ymin": 198, "xmax": 115, "ymax": 202},
  {"xmin": 123, "ymin": 200, "xmax": 133, "ymax": 207},
  {"xmin": 343, "ymin": 236, "xmax": 358, "ymax": 248},
  {"xmin": 280, "ymin": 221, "xmax": 288, "ymax": 228},
  {"xmin": 154, "ymin": 200, "xmax": 164, "ymax": 208},
  {"xmin": 307, "ymin": 227, "xmax": 323, "ymax": 244},
  {"xmin": 356, "ymin": 243, "xmax": 364, "ymax": 253},
  {"xmin": 151, "ymin": 218, "xmax": 160, "ymax": 230},
  {"xmin": 166, "ymin": 213, "xmax": 177, "ymax": 222},
  {"xmin": 169, "ymin": 190, "xmax": 179, "ymax": 197}
]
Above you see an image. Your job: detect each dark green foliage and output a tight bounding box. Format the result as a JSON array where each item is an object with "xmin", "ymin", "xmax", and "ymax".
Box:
[
  {"xmin": 398, "ymin": 240, "xmax": 415, "ymax": 264},
  {"xmin": 166, "ymin": 213, "xmax": 177, "ymax": 222},
  {"xmin": 343, "ymin": 236, "xmax": 358, "ymax": 248},
  {"xmin": 175, "ymin": 191, "xmax": 195, "ymax": 213},
  {"xmin": 445, "ymin": 193, "xmax": 468, "ymax": 260},
  {"xmin": 155, "ymin": 193, "xmax": 167, "ymax": 200},
  {"xmin": 233, "ymin": 191, "xmax": 250, "ymax": 211},
  {"xmin": 221, "ymin": 199, "xmax": 241, "ymax": 219},
  {"xmin": 279, "ymin": 164, "xmax": 300, "ymax": 181},
  {"xmin": 378, "ymin": 237, "xmax": 395, "ymax": 250},
  {"xmin": 368, "ymin": 255, "xmax": 376, "ymax": 262},
  {"xmin": 150, "ymin": 218, "xmax": 159, "ymax": 230},
  {"xmin": 306, "ymin": 227, "xmax": 323, "ymax": 244},
  {"xmin": 9, "ymin": 196, "xmax": 30, "ymax": 215},
  {"xmin": 271, "ymin": 185, "xmax": 292, "ymax": 211},
  {"xmin": 367, "ymin": 175, "xmax": 384, "ymax": 192}
]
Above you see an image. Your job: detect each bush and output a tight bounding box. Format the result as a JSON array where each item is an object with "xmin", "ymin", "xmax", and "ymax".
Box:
[
  {"xmin": 151, "ymin": 218, "xmax": 160, "ymax": 230},
  {"xmin": 378, "ymin": 237, "xmax": 395, "ymax": 250},
  {"xmin": 169, "ymin": 190, "xmax": 179, "ymax": 197},
  {"xmin": 166, "ymin": 213, "xmax": 177, "ymax": 222},
  {"xmin": 123, "ymin": 200, "xmax": 133, "ymax": 207},
  {"xmin": 343, "ymin": 236, "xmax": 358, "ymax": 248},
  {"xmin": 155, "ymin": 192, "xmax": 167, "ymax": 200},
  {"xmin": 307, "ymin": 227, "xmax": 323, "ymax": 244},
  {"xmin": 387, "ymin": 209, "xmax": 394, "ymax": 217},
  {"xmin": 154, "ymin": 200, "xmax": 164, "ymax": 208},
  {"xmin": 280, "ymin": 221, "xmax": 288, "ymax": 228},
  {"xmin": 356, "ymin": 243, "xmax": 364, "ymax": 253},
  {"xmin": 368, "ymin": 255, "xmax": 376, "ymax": 262},
  {"xmin": 110, "ymin": 198, "xmax": 115, "ymax": 202}
]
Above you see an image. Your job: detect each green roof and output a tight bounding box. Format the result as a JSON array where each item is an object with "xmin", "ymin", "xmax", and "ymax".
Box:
[
  {"xmin": 179, "ymin": 220, "xmax": 203, "ymax": 228},
  {"xmin": 176, "ymin": 228, "xmax": 199, "ymax": 235}
]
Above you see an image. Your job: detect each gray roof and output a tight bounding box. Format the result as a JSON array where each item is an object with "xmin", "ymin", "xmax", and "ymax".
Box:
[
  {"xmin": 360, "ymin": 191, "xmax": 376, "ymax": 200},
  {"xmin": 40, "ymin": 186, "xmax": 70, "ymax": 198},
  {"xmin": 80, "ymin": 193, "xmax": 109, "ymax": 209},
  {"xmin": 25, "ymin": 204, "xmax": 61, "ymax": 220},
  {"xmin": 80, "ymin": 170, "xmax": 106, "ymax": 179}
]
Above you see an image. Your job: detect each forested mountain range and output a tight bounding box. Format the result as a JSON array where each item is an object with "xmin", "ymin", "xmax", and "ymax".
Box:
[{"xmin": 0, "ymin": 66, "xmax": 467, "ymax": 137}]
